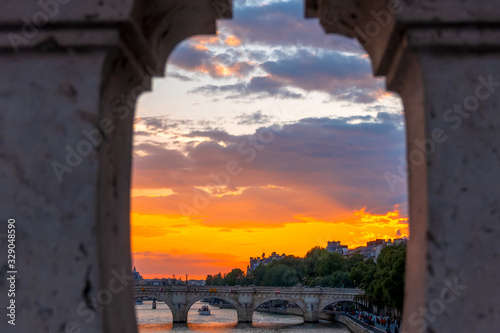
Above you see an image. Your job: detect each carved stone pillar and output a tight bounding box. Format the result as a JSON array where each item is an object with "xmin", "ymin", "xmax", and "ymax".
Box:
[
  {"xmin": 0, "ymin": 1, "xmax": 231, "ymax": 332},
  {"xmin": 306, "ymin": 1, "xmax": 500, "ymax": 332},
  {"xmin": 237, "ymin": 305, "xmax": 253, "ymax": 323},
  {"xmin": 237, "ymin": 290, "xmax": 254, "ymax": 323},
  {"xmin": 171, "ymin": 304, "xmax": 188, "ymax": 323}
]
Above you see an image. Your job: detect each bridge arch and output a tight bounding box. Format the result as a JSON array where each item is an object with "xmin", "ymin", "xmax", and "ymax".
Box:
[
  {"xmin": 141, "ymin": 294, "xmax": 180, "ymax": 322},
  {"xmin": 185, "ymin": 295, "xmax": 239, "ymax": 313},
  {"xmin": 252, "ymin": 296, "xmax": 307, "ymax": 322},
  {"xmin": 319, "ymin": 299, "xmax": 370, "ymax": 313},
  {"xmin": 134, "ymin": 295, "xmax": 176, "ymax": 313},
  {"xmin": 253, "ymin": 296, "xmax": 307, "ymax": 314},
  {"xmin": 185, "ymin": 294, "xmax": 240, "ymax": 323},
  {"xmin": 161, "ymin": 298, "xmax": 176, "ymax": 316}
]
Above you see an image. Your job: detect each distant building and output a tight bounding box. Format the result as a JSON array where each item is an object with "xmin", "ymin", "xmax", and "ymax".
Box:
[
  {"xmin": 188, "ymin": 279, "xmax": 206, "ymax": 286},
  {"xmin": 343, "ymin": 238, "xmax": 408, "ymax": 262},
  {"xmin": 145, "ymin": 277, "xmax": 182, "ymax": 286},
  {"xmin": 144, "ymin": 278, "xmax": 204, "ymax": 286},
  {"xmin": 361, "ymin": 239, "xmax": 391, "ymax": 261},
  {"xmin": 132, "ymin": 267, "xmax": 144, "ymax": 285},
  {"xmin": 326, "ymin": 241, "xmax": 349, "ymax": 255},
  {"xmin": 393, "ymin": 238, "xmax": 407, "ymax": 245},
  {"xmin": 247, "ymin": 251, "xmax": 286, "ymax": 274}
]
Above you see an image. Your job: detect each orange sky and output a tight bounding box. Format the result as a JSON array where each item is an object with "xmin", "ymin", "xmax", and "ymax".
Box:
[
  {"xmin": 131, "ymin": 206, "xmax": 408, "ymax": 280},
  {"xmin": 130, "ymin": 118, "xmax": 408, "ymax": 280}
]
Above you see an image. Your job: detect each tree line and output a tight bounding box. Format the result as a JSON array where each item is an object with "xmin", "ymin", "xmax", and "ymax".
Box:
[{"xmin": 205, "ymin": 244, "xmax": 406, "ymax": 312}]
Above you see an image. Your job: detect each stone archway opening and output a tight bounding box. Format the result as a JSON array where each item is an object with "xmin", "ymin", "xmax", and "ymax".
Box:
[
  {"xmin": 135, "ymin": 300, "xmax": 174, "ymax": 331},
  {"xmin": 252, "ymin": 299, "xmax": 305, "ymax": 327},
  {"xmin": 132, "ymin": 0, "xmax": 406, "ymax": 330},
  {"xmin": 131, "ymin": 0, "xmax": 408, "ymax": 295}
]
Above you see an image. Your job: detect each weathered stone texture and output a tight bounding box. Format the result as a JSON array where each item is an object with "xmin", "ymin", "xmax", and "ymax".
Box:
[
  {"xmin": 0, "ymin": 1, "xmax": 231, "ymax": 332},
  {"xmin": 307, "ymin": 1, "xmax": 500, "ymax": 332}
]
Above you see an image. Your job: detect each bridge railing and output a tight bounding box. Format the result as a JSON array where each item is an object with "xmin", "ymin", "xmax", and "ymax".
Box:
[{"xmin": 134, "ymin": 285, "xmax": 364, "ymax": 295}]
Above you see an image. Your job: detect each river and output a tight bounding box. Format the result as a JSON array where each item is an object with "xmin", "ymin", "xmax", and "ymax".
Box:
[{"xmin": 136, "ymin": 301, "xmax": 349, "ymax": 332}]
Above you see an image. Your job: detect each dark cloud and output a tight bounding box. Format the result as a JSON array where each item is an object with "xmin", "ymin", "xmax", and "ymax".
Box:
[
  {"xmin": 141, "ymin": 116, "xmax": 178, "ymax": 130},
  {"xmin": 135, "ymin": 116, "xmax": 224, "ymax": 137},
  {"xmin": 169, "ymin": 44, "xmax": 212, "ymax": 70},
  {"xmin": 235, "ymin": 111, "xmax": 273, "ymax": 125},
  {"xmin": 247, "ymin": 50, "xmax": 268, "ymax": 62},
  {"xmin": 131, "ymin": 1, "xmax": 407, "ymax": 234},
  {"xmin": 375, "ymin": 112, "xmax": 404, "ymax": 127},
  {"xmin": 190, "ymin": 75, "xmax": 303, "ymax": 100},
  {"xmin": 261, "ymin": 50, "xmax": 370, "ymax": 81},
  {"xmin": 133, "ymin": 143, "xmax": 191, "ymax": 171},
  {"xmin": 189, "ymin": 50, "xmax": 383, "ymax": 103},
  {"xmin": 337, "ymin": 91, "xmax": 379, "ymax": 104},
  {"xmin": 163, "ymin": 1, "xmax": 381, "ymax": 103},
  {"xmin": 132, "ymin": 114, "xmax": 407, "ymax": 227},
  {"xmin": 167, "ymin": 71, "xmax": 194, "ymax": 82},
  {"xmin": 259, "ymin": 50, "xmax": 384, "ymax": 103}
]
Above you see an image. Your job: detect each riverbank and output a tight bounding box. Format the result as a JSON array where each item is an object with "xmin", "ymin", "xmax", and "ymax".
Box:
[
  {"xmin": 329, "ymin": 313, "xmax": 387, "ymax": 333},
  {"xmin": 255, "ymin": 308, "xmax": 385, "ymax": 333}
]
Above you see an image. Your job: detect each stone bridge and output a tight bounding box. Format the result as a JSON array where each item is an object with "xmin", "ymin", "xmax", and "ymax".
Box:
[{"xmin": 134, "ymin": 286, "xmax": 364, "ymax": 323}]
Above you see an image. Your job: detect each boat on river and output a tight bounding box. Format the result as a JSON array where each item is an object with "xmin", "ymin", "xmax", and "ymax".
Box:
[{"xmin": 198, "ymin": 305, "xmax": 211, "ymax": 315}]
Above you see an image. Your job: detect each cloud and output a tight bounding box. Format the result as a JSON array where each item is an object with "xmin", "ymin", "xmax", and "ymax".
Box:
[
  {"xmin": 235, "ymin": 111, "xmax": 274, "ymax": 125},
  {"xmin": 132, "ymin": 114, "xmax": 407, "ymax": 228},
  {"xmin": 169, "ymin": 44, "xmax": 213, "ymax": 71},
  {"xmin": 225, "ymin": 35, "xmax": 242, "ymax": 46},
  {"xmin": 188, "ymin": 49, "xmax": 385, "ymax": 103},
  {"xmin": 138, "ymin": 116, "xmax": 178, "ymax": 131},
  {"xmin": 169, "ymin": 43, "xmax": 256, "ymax": 79},
  {"xmin": 167, "ymin": 71, "xmax": 194, "ymax": 82},
  {"xmin": 161, "ymin": 0, "xmax": 383, "ymax": 104},
  {"xmin": 134, "ymin": 116, "xmax": 224, "ymax": 138},
  {"xmin": 190, "ymin": 75, "xmax": 303, "ymax": 100},
  {"xmin": 161, "ymin": 0, "xmax": 379, "ymax": 104},
  {"xmin": 258, "ymin": 49, "xmax": 384, "ymax": 103}
]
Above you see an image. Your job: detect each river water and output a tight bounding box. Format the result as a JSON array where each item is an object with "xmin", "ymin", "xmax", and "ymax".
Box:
[{"xmin": 136, "ymin": 301, "xmax": 349, "ymax": 332}]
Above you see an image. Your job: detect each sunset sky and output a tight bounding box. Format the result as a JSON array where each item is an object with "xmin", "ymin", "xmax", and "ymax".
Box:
[{"xmin": 130, "ymin": 0, "xmax": 409, "ymax": 279}]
